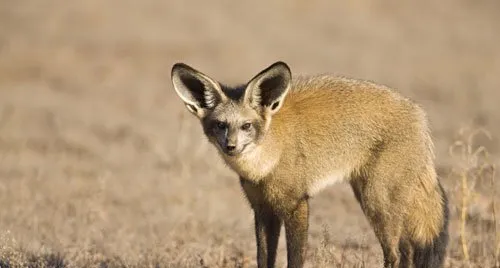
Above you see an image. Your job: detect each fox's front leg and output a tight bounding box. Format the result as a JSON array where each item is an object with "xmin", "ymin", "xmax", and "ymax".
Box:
[
  {"xmin": 254, "ymin": 205, "xmax": 282, "ymax": 268},
  {"xmin": 240, "ymin": 178, "xmax": 282, "ymax": 268},
  {"xmin": 284, "ymin": 198, "xmax": 309, "ymax": 268}
]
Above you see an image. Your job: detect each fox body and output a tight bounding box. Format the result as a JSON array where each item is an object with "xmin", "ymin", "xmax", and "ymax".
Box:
[{"xmin": 171, "ymin": 62, "xmax": 449, "ymax": 268}]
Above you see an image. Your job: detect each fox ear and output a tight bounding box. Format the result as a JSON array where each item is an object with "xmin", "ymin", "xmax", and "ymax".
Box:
[
  {"xmin": 244, "ymin": 61, "xmax": 292, "ymax": 115},
  {"xmin": 171, "ymin": 63, "xmax": 227, "ymax": 118}
]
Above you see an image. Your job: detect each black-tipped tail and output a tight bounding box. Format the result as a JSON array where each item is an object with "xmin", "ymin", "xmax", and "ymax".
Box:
[{"xmin": 413, "ymin": 182, "xmax": 449, "ymax": 268}]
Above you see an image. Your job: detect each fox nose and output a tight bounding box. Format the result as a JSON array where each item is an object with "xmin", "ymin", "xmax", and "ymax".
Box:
[{"xmin": 226, "ymin": 145, "xmax": 236, "ymax": 152}]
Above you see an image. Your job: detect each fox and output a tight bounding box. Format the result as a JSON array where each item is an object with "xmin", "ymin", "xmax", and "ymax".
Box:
[{"xmin": 170, "ymin": 61, "xmax": 449, "ymax": 268}]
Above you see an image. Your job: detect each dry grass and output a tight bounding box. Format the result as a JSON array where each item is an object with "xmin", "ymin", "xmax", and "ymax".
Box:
[
  {"xmin": 446, "ymin": 128, "xmax": 499, "ymax": 267},
  {"xmin": 0, "ymin": 0, "xmax": 499, "ymax": 267}
]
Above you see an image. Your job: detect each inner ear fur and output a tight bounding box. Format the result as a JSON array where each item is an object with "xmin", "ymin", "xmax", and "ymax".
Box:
[
  {"xmin": 244, "ymin": 61, "xmax": 292, "ymax": 114},
  {"xmin": 171, "ymin": 63, "xmax": 227, "ymax": 117}
]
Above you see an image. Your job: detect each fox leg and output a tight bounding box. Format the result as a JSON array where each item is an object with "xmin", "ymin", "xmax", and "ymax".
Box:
[
  {"xmin": 284, "ymin": 198, "xmax": 309, "ymax": 268},
  {"xmin": 399, "ymin": 239, "xmax": 414, "ymax": 268},
  {"xmin": 378, "ymin": 228, "xmax": 402, "ymax": 268},
  {"xmin": 254, "ymin": 205, "xmax": 282, "ymax": 268},
  {"xmin": 364, "ymin": 197, "xmax": 404, "ymax": 268},
  {"xmin": 240, "ymin": 177, "xmax": 282, "ymax": 268},
  {"xmin": 350, "ymin": 178, "xmax": 402, "ymax": 268}
]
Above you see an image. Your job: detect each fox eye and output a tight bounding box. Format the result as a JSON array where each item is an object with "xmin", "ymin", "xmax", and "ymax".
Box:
[
  {"xmin": 215, "ymin": 121, "xmax": 227, "ymax": 129},
  {"xmin": 241, "ymin": 122, "xmax": 252, "ymax": 130}
]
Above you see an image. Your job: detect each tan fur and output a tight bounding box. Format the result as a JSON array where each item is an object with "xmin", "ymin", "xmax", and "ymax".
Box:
[
  {"xmin": 270, "ymin": 75, "xmax": 443, "ymax": 241},
  {"xmin": 171, "ymin": 62, "xmax": 448, "ymax": 268}
]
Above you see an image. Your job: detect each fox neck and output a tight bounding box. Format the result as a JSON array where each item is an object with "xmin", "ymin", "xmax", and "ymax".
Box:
[{"xmin": 221, "ymin": 123, "xmax": 282, "ymax": 182}]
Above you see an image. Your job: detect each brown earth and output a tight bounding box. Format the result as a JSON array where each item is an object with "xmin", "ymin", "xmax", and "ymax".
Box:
[{"xmin": 0, "ymin": 0, "xmax": 499, "ymax": 267}]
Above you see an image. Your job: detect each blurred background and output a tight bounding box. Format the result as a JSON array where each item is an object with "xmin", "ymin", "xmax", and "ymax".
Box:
[{"xmin": 0, "ymin": 0, "xmax": 499, "ymax": 267}]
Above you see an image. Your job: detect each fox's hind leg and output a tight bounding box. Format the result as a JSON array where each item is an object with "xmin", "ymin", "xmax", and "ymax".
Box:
[
  {"xmin": 399, "ymin": 239, "xmax": 414, "ymax": 268},
  {"xmin": 351, "ymin": 171, "xmax": 410, "ymax": 268},
  {"xmin": 351, "ymin": 178, "xmax": 403, "ymax": 268},
  {"xmin": 377, "ymin": 224, "xmax": 402, "ymax": 268}
]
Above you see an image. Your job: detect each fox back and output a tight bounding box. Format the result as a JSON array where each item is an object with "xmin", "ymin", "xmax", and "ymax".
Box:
[{"xmin": 171, "ymin": 62, "xmax": 449, "ymax": 268}]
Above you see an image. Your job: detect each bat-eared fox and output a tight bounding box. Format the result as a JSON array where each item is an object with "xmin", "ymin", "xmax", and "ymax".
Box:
[{"xmin": 171, "ymin": 61, "xmax": 449, "ymax": 268}]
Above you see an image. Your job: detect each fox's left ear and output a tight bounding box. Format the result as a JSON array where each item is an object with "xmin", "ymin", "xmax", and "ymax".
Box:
[
  {"xmin": 244, "ymin": 61, "xmax": 292, "ymax": 116},
  {"xmin": 171, "ymin": 63, "xmax": 227, "ymax": 119}
]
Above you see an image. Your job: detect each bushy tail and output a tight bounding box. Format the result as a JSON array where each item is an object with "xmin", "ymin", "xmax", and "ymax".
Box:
[{"xmin": 413, "ymin": 182, "xmax": 449, "ymax": 268}]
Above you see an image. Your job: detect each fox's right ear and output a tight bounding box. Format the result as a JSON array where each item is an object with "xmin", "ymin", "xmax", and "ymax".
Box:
[
  {"xmin": 171, "ymin": 63, "xmax": 227, "ymax": 118},
  {"xmin": 244, "ymin": 61, "xmax": 292, "ymax": 116}
]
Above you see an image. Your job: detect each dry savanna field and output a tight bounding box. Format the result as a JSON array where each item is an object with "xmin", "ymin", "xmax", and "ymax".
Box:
[{"xmin": 0, "ymin": 0, "xmax": 499, "ymax": 267}]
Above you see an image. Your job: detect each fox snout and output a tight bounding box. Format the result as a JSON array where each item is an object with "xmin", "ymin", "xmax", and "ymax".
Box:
[
  {"xmin": 223, "ymin": 144, "xmax": 238, "ymax": 156},
  {"xmin": 223, "ymin": 136, "xmax": 238, "ymax": 154},
  {"xmin": 225, "ymin": 144, "xmax": 236, "ymax": 152},
  {"xmin": 219, "ymin": 134, "xmax": 246, "ymax": 156}
]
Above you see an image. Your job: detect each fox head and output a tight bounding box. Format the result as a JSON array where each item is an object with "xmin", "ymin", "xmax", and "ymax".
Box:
[{"xmin": 171, "ymin": 62, "xmax": 291, "ymax": 157}]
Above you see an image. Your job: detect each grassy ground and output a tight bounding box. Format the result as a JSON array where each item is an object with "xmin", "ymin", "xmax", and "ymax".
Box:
[{"xmin": 0, "ymin": 0, "xmax": 499, "ymax": 267}]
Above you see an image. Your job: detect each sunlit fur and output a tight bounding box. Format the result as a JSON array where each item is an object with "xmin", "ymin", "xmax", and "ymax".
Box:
[{"xmin": 171, "ymin": 62, "xmax": 449, "ymax": 268}]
